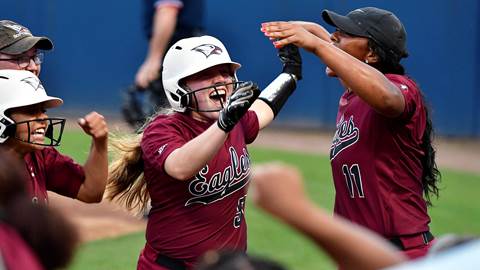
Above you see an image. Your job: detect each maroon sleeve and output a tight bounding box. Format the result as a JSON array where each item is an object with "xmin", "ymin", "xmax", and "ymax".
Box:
[
  {"xmin": 386, "ymin": 74, "xmax": 421, "ymax": 120},
  {"xmin": 141, "ymin": 116, "xmax": 188, "ymax": 174},
  {"xmin": 43, "ymin": 148, "xmax": 85, "ymax": 199},
  {"xmin": 239, "ymin": 110, "xmax": 259, "ymax": 144}
]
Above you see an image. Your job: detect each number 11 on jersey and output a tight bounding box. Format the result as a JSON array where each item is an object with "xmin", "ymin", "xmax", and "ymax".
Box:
[{"xmin": 342, "ymin": 164, "xmax": 365, "ymax": 198}]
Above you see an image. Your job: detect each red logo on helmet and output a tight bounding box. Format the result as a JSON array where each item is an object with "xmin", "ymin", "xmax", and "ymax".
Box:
[{"xmin": 192, "ymin": 44, "xmax": 223, "ymax": 58}]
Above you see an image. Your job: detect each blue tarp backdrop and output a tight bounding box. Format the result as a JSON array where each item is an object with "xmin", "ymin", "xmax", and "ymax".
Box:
[{"xmin": 3, "ymin": 0, "xmax": 480, "ymax": 136}]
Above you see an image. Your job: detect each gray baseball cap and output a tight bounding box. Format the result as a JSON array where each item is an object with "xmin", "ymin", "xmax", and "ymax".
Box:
[{"xmin": 0, "ymin": 20, "xmax": 53, "ymax": 55}]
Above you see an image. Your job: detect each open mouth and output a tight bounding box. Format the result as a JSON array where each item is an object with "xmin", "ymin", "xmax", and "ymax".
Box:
[
  {"xmin": 187, "ymin": 82, "xmax": 241, "ymax": 112},
  {"xmin": 31, "ymin": 127, "xmax": 46, "ymax": 141},
  {"xmin": 209, "ymin": 89, "xmax": 227, "ymax": 104}
]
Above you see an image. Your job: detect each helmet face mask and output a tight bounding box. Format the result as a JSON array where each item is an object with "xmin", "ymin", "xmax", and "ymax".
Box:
[
  {"xmin": 183, "ymin": 81, "xmax": 244, "ymax": 113},
  {"xmin": 5, "ymin": 117, "xmax": 66, "ymax": 147},
  {"xmin": 162, "ymin": 36, "xmax": 242, "ymax": 112}
]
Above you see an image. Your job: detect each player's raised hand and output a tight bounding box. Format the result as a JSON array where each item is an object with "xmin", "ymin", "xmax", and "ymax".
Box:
[
  {"xmin": 217, "ymin": 81, "xmax": 260, "ymax": 132},
  {"xmin": 261, "ymin": 21, "xmax": 320, "ymax": 53},
  {"xmin": 278, "ymin": 44, "xmax": 302, "ymax": 80},
  {"xmin": 78, "ymin": 112, "xmax": 108, "ymax": 141}
]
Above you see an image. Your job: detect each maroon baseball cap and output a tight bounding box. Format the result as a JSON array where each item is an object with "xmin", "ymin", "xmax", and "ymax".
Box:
[
  {"xmin": 322, "ymin": 7, "xmax": 408, "ymax": 59},
  {"xmin": 0, "ymin": 20, "xmax": 53, "ymax": 55}
]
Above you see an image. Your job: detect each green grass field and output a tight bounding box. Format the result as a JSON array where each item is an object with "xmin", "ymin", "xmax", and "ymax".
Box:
[{"xmin": 59, "ymin": 130, "xmax": 480, "ymax": 270}]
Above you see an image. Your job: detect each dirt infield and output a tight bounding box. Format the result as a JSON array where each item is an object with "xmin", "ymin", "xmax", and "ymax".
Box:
[
  {"xmin": 49, "ymin": 193, "xmax": 146, "ymax": 243},
  {"xmin": 50, "ymin": 127, "xmax": 480, "ymax": 243}
]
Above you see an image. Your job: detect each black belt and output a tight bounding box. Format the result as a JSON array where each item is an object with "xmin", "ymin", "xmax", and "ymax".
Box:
[
  {"xmin": 155, "ymin": 254, "xmax": 186, "ymax": 270},
  {"xmin": 389, "ymin": 231, "xmax": 434, "ymax": 250}
]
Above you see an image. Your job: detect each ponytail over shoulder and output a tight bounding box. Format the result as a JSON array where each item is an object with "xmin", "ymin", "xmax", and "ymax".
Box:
[{"xmin": 107, "ymin": 133, "xmax": 149, "ymax": 213}]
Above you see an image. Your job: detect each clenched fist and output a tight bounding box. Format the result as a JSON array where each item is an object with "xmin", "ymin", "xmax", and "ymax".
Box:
[{"xmin": 77, "ymin": 111, "xmax": 108, "ymax": 141}]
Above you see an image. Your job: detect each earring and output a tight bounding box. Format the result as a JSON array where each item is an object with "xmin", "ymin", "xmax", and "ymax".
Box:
[{"xmin": 365, "ymin": 59, "xmax": 369, "ymax": 64}]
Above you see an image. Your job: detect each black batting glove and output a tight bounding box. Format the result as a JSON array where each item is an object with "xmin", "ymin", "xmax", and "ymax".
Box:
[
  {"xmin": 278, "ymin": 44, "xmax": 302, "ymax": 80},
  {"xmin": 217, "ymin": 81, "xmax": 260, "ymax": 133}
]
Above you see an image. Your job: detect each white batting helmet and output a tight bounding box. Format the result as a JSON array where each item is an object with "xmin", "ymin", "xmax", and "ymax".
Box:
[
  {"xmin": 162, "ymin": 35, "xmax": 241, "ymax": 112},
  {"xmin": 0, "ymin": 70, "xmax": 64, "ymax": 144}
]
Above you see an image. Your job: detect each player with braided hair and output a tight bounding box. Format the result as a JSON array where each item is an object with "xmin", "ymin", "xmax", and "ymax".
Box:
[
  {"xmin": 107, "ymin": 35, "xmax": 302, "ymax": 269},
  {"xmin": 261, "ymin": 7, "xmax": 440, "ymax": 259}
]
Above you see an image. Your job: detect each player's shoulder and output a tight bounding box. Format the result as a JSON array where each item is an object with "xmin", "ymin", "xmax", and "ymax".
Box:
[
  {"xmin": 29, "ymin": 147, "xmax": 60, "ymax": 160},
  {"xmin": 143, "ymin": 112, "xmax": 190, "ymax": 136},
  {"xmin": 144, "ymin": 113, "xmax": 172, "ymax": 130},
  {"xmin": 25, "ymin": 147, "xmax": 74, "ymax": 171},
  {"xmin": 385, "ymin": 74, "xmax": 419, "ymax": 93}
]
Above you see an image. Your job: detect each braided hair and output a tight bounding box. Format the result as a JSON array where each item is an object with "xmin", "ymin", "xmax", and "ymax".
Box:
[{"xmin": 367, "ymin": 40, "xmax": 441, "ymax": 206}]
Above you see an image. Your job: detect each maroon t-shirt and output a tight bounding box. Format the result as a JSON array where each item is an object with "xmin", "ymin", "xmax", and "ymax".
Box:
[
  {"xmin": 330, "ymin": 74, "xmax": 430, "ymax": 238},
  {"xmin": 141, "ymin": 111, "xmax": 259, "ymax": 266},
  {"xmin": 23, "ymin": 147, "xmax": 85, "ymax": 204}
]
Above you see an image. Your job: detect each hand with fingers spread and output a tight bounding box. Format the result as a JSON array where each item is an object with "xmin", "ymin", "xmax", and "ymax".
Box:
[
  {"xmin": 261, "ymin": 21, "xmax": 323, "ymax": 53},
  {"xmin": 288, "ymin": 21, "xmax": 331, "ymax": 42},
  {"xmin": 217, "ymin": 81, "xmax": 260, "ymax": 132},
  {"xmin": 77, "ymin": 111, "xmax": 108, "ymax": 142}
]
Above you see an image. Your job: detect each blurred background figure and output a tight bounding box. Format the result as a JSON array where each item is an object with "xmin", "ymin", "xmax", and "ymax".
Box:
[
  {"xmin": 0, "ymin": 150, "xmax": 79, "ymax": 270},
  {"xmin": 122, "ymin": 0, "xmax": 206, "ymax": 130}
]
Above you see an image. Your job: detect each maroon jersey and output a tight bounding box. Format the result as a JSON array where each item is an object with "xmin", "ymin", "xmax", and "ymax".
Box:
[
  {"xmin": 330, "ymin": 74, "xmax": 430, "ymax": 238},
  {"xmin": 140, "ymin": 111, "xmax": 259, "ymax": 267},
  {"xmin": 23, "ymin": 147, "xmax": 85, "ymax": 204},
  {"xmin": 0, "ymin": 223, "xmax": 44, "ymax": 270}
]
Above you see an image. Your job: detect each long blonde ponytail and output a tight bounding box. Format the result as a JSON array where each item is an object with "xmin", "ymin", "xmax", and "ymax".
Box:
[{"xmin": 107, "ymin": 133, "xmax": 149, "ymax": 212}]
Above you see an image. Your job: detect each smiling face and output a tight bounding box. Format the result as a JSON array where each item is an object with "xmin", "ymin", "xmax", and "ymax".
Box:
[
  {"xmin": 6, "ymin": 103, "xmax": 49, "ymax": 154},
  {"xmin": 182, "ymin": 64, "xmax": 236, "ymax": 122}
]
